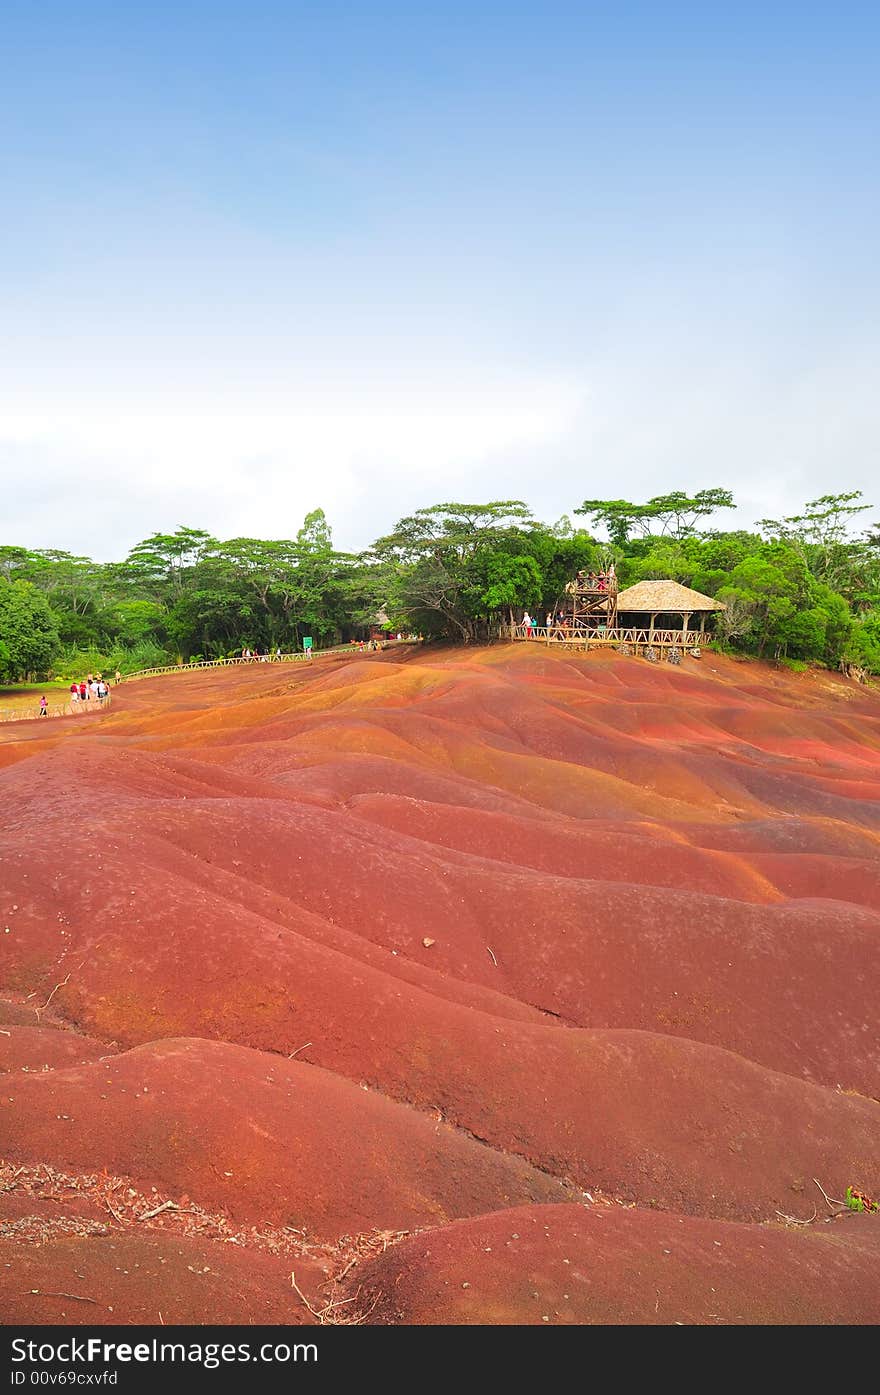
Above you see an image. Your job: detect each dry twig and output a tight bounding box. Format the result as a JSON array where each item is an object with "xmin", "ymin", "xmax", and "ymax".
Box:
[
  {"xmin": 138, "ymin": 1200, "xmax": 179, "ymax": 1222},
  {"xmin": 103, "ymin": 1196, "xmax": 125, "ymax": 1226},
  {"xmin": 813, "ymin": 1178, "xmax": 846, "ymax": 1212},
  {"xmin": 30, "ymin": 1290, "xmax": 97, "ymax": 1304},
  {"xmin": 774, "ymin": 1204, "xmax": 818, "ymax": 1226},
  {"xmin": 486, "ymin": 947, "xmax": 497, "ymax": 966},
  {"xmin": 288, "ymin": 1043, "xmax": 312, "ymax": 1059},
  {"xmin": 37, "ymin": 973, "xmax": 71, "ymax": 1018},
  {"xmin": 290, "ymin": 1271, "xmax": 324, "ymax": 1319}
]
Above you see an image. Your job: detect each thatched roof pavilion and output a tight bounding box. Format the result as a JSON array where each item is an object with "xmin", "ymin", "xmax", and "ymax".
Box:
[{"xmin": 615, "ymin": 580, "xmax": 725, "ymax": 637}]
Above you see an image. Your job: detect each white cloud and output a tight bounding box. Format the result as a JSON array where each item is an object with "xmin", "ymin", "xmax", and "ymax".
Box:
[{"xmin": 0, "ymin": 374, "xmax": 586, "ymax": 555}]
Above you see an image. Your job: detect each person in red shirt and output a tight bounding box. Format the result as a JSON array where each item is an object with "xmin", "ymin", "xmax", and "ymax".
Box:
[{"xmin": 79, "ymin": 682, "xmax": 87, "ymax": 702}]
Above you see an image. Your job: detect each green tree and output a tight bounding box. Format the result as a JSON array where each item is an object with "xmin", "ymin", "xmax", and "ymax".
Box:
[
  {"xmin": 372, "ymin": 501, "xmax": 538, "ymax": 640},
  {"xmin": 716, "ymin": 549, "xmax": 803, "ymax": 657},
  {"xmin": 576, "ymin": 488, "xmax": 734, "ymax": 544},
  {"xmin": 123, "ymin": 527, "xmax": 216, "ymax": 600},
  {"xmin": 758, "ymin": 493, "xmax": 875, "ymax": 600},
  {"xmin": 0, "ymin": 580, "xmax": 61, "ymax": 680}
]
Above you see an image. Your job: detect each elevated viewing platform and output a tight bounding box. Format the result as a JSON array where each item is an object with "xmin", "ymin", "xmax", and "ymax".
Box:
[{"xmin": 560, "ymin": 571, "xmax": 619, "ymax": 630}]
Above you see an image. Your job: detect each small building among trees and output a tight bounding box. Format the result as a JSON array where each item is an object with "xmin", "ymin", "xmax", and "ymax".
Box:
[{"xmin": 615, "ymin": 580, "xmax": 726, "ymax": 641}]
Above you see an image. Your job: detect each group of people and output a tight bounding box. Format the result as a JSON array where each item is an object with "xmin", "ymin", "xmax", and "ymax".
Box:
[
  {"xmin": 573, "ymin": 564, "xmax": 616, "ymax": 592},
  {"xmin": 520, "ymin": 565, "xmax": 617, "ymax": 638},
  {"xmin": 67, "ymin": 671, "xmax": 116, "ymax": 712},
  {"xmin": 241, "ymin": 647, "xmax": 284, "ymax": 662},
  {"xmin": 521, "ymin": 611, "xmax": 603, "ymax": 636}
]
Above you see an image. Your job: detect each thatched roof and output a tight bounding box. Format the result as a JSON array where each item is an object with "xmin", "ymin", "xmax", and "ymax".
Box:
[{"xmin": 615, "ymin": 580, "xmax": 726, "ymax": 613}]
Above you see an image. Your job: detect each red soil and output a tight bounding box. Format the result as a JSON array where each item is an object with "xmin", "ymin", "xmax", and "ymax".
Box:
[
  {"xmin": 1, "ymin": 1232, "xmax": 322, "ymax": 1326},
  {"xmin": 355, "ymin": 1201, "xmax": 880, "ymax": 1325},
  {"xmin": 3, "ymin": 1039, "xmax": 569, "ymax": 1236},
  {"xmin": 1, "ymin": 644, "xmax": 878, "ymax": 1323},
  {"xmin": 0, "ymin": 1023, "xmax": 109, "ymax": 1075}
]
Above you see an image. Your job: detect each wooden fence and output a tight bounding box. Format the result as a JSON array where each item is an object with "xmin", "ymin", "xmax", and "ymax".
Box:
[
  {"xmin": 508, "ymin": 624, "xmax": 707, "ymax": 656},
  {"xmin": 120, "ymin": 643, "xmax": 363, "ymax": 683},
  {"xmin": 0, "ymin": 640, "xmax": 401, "ymax": 725},
  {"xmin": 0, "ymin": 694, "xmax": 113, "ymax": 724}
]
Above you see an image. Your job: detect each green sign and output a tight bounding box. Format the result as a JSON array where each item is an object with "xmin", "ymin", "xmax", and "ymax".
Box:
[{"xmin": 303, "ymin": 636, "xmax": 313, "ymax": 650}]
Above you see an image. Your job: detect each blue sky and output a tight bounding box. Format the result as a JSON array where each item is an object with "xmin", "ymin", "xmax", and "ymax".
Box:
[{"xmin": 2, "ymin": 1, "xmax": 878, "ymax": 556}]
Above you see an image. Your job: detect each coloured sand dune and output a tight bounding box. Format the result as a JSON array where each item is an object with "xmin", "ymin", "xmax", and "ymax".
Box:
[{"xmin": 1, "ymin": 644, "xmax": 879, "ymax": 1324}]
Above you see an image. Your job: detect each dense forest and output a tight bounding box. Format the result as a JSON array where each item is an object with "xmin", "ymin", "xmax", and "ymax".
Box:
[{"xmin": 2, "ymin": 489, "xmax": 879, "ymax": 682}]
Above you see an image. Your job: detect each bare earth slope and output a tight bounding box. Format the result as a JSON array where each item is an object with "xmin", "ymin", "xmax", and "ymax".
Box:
[{"xmin": 1, "ymin": 644, "xmax": 878, "ymax": 1324}]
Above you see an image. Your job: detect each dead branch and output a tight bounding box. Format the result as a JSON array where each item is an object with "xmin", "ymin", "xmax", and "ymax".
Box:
[
  {"xmin": 30, "ymin": 1289, "xmax": 98, "ymax": 1304},
  {"xmin": 813, "ymin": 1178, "xmax": 846, "ymax": 1211},
  {"xmin": 104, "ymin": 1196, "xmax": 125, "ymax": 1226},
  {"xmin": 290, "ymin": 1270, "xmax": 324, "ymax": 1318},
  {"xmin": 486, "ymin": 947, "xmax": 497, "ymax": 966},
  {"xmin": 36, "ymin": 973, "xmax": 71, "ymax": 1018},
  {"xmin": 138, "ymin": 1200, "xmax": 179, "ymax": 1222},
  {"xmin": 334, "ymin": 1253, "xmax": 364, "ymax": 1286},
  {"xmin": 774, "ymin": 1204, "xmax": 818, "ymax": 1226}
]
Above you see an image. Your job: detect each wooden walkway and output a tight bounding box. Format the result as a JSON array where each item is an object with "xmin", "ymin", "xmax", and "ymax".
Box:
[{"xmin": 509, "ymin": 625, "xmax": 706, "ymax": 658}]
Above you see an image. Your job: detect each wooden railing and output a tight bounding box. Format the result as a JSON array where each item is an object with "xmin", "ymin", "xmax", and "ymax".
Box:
[
  {"xmin": 0, "ymin": 694, "xmax": 112, "ymax": 724},
  {"xmin": 564, "ymin": 579, "xmax": 618, "ymax": 596},
  {"xmin": 0, "ymin": 641, "xmax": 410, "ymax": 725},
  {"xmin": 120, "ymin": 643, "xmax": 363, "ymax": 683},
  {"xmin": 509, "ymin": 624, "xmax": 707, "ymax": 653}
]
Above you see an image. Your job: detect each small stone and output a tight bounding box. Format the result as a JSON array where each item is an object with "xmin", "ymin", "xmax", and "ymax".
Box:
[{"xmin": 422, "ymin": 937, "xmax": 435, "ymax": 948}]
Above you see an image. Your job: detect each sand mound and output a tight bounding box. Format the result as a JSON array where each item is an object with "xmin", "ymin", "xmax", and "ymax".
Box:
[
  {"xmin": 1, "ymin": 1230, "xmax": 323, "ymax": 1325},
  {"xmin": 353, "ymin": 1202, "xmax": 880, "ymax": 1325},
  {"xmin": 2, "ymin": 1038, "xmax": 570, "ymax": 1237}
]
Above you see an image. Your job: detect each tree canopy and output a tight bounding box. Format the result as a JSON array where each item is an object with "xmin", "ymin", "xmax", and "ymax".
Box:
[{"xmin": 1, "ymin": 489, "xmax": 879, "ymax": 680}]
